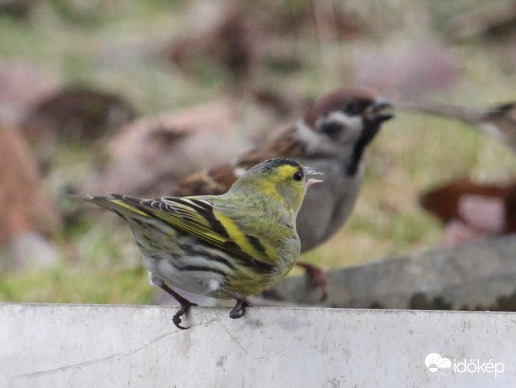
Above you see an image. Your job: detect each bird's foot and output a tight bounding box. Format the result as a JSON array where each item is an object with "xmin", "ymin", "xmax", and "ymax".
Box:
[
  {"xmin": 172, "ymin": 300, "xmax": 198, "ymax": 330},
  {"xmin": 229, "ymin": 295, "xmax": 253, "ymax": 319},
  {"xmin": 296, "ymin": 261, "xmax": 328, "ymax": 301},
  {"xmin": 160, "ymin": 284, "xmax": 197, "ymax": 330}
]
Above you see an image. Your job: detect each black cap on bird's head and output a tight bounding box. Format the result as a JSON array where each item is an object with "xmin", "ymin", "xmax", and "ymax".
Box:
[
  {"xmin": 246, "ymin": 158, "xmax": 323, "ymax": 186},
  {"xmin": 250, "ymin": 158, "xmax": 301, "ymax": 173},
  {"xmin": 229, "ymin": 158, "xmax": 323, "ymax": 216}
]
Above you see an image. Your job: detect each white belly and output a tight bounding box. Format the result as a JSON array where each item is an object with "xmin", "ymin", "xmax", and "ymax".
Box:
[{"xmin": 142, "ymin": 252, "xmax": 229, "ymax": 299}]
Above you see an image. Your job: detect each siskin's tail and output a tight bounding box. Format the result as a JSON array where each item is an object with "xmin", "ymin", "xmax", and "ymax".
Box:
[{"xmin": 75, "ymin": 194, "xmax": 150, "ymax": 218}]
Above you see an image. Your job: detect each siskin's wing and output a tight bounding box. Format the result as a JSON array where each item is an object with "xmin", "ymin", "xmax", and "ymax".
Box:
[{"xmin": 90, "ymin": 194, "xmax": 277, "ymax": 271}]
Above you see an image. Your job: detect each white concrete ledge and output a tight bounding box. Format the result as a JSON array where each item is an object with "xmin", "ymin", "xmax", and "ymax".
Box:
[{"xmin": 1, "ymin": 303, "xmax": 514, "ymax": 387}]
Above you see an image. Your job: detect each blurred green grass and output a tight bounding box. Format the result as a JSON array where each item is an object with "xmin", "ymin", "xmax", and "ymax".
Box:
[{"xmin": 0, "ymin": 0, "xmax": 515, "ymax": 303}]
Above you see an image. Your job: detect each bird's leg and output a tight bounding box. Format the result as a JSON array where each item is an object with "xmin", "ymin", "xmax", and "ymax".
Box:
[
  {"xmin": 296, "ymin": 261, "xmax": 328, "ymax": 301},
  {"xmin": 227, "ymin": 292, "xmax": 253, "ymax": 319},
  {"xmin": 160, "ymin": 284, "xmax": 197, "ymax": 330}
]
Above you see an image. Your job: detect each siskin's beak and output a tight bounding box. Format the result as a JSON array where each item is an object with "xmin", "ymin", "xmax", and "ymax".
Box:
[{"xmin": 304, "ymin": 166, "xmax": 324, "ymax": 187}]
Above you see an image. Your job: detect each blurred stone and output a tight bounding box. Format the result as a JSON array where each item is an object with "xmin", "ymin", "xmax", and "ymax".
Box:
[
  {"xmin": 165, "ymin": 1, "xmax": 364, "ymax": 81},
  {"xmin": 0, "ymin": 125, "xmax": 61, "ymax": 268},
  {"xmin": 21, "ymin": 86, "xmax": 137, "ymax": 171},
  {"xmin": 0, "ymin": 62, "xmax": 59, "ymax": 125},
  {"xmin": 441, "ymin": 220, "xmax": 490, "ymax": 247},
  {"xmin": 8, "ymin": 231, "xmax": 59, "ymax": 270},
  {"xmin": 249, "ymin": 86, "xmax": 307, "ymax": 118},
  {"xmin": 23, "ymin": 86, "xmax": 137, "ymax": 143},
  {"xmin": 82, "ymin": 97, "xmax": 281, "ymax": 197},
  {"xmin": 167, "ymin": 2, "xmax": 253, "ymax": 79},
  {"xmin": 354, "ymin": 40, "xmax": 460, "ymax": 99},
  {"xmin": 263, "ymin": 235, "xmax": 516, "ymax": 310}
]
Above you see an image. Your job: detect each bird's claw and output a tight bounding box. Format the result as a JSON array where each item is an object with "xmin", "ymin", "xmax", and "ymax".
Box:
[
  {"xmin": 172, "ymin": 314, "xmax": 188, "ymax": 330},
  {"xmin": 160, "ymin": 284, "xmax": 197, "ymax": 330},
  {"xmin": 172, "ymin": 302, "xmax": 197, "ymax": 330},
  {"xmin": 229, "ymin": 298, "xmax": 252, "ymax": 319}
]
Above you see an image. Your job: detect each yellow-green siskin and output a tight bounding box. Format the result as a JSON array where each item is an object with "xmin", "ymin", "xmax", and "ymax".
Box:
[{"xmin": 82, "ymin": 158, "xmax": 322, "ymax": 329}]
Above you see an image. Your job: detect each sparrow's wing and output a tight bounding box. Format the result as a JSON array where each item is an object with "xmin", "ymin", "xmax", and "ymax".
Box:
[
  {"xmin": 176, "ymin": 164, "xmax": 238, "ymax": 196},
  {"xmin": 103, "ymin": 194, "xmax": 277, "ymax": 269},
  {"xmin": 177, "ymin": 126, "xmax": 308, "ymax": 196}
]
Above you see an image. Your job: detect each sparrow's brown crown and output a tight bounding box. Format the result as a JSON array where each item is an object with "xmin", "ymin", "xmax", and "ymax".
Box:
[{"xmin": 304, "ymin": 87, "xmax": 392, "ymax": 129}]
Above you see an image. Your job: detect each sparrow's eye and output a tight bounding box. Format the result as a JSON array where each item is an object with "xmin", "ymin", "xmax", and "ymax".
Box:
[
  {"xmin": 321, "ymin": 121, "xmax": 343, "ymax": 139},
  {"xmin": 344, "ymin": 100, "xmax": 360, "ymax": 115},
  {"xmin": 293, "ymin": 171, "xmax": 304, "ymax": 181},
  {"xmin": 344, "ymin": 99, "xmax": 371, "ymax": 116}
]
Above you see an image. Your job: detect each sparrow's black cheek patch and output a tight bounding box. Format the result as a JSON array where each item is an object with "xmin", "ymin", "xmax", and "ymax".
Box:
[
  {"xmin": 321, "ymin": 122, "xmax": 343, "ymax": 139},
  {"xmin": 345, "ymin": 125, "xmax": 381, "ymax": 176}
]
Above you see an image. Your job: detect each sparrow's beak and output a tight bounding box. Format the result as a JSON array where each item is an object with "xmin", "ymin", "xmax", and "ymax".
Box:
[
  {"xmin": 369, "ymin": 97, "xmax": 394, "ymax": 122},
  {"xmin": 304, "ymin": 166, "xmax": 324, "ymax": 186}
]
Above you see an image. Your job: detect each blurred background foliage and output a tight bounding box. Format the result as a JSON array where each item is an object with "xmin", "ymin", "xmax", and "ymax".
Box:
[{"xmin": 0, "ymin": 0, "xmax": 514, "ymax": 304}]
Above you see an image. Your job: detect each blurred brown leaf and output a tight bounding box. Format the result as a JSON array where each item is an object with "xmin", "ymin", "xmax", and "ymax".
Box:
[{"xmin": 420, "ymin": 179, "xmax": 516, "ymax": 246}]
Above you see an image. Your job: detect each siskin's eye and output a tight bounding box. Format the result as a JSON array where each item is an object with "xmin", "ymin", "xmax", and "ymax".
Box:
[{"xmin": 293, "ymin": 171, "xmax": 304, "ymax": 181}]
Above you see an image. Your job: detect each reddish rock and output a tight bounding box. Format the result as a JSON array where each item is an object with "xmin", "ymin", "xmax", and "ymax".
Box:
[{"xmin": 0, "ymin": 125, "xmax": 61, "ymax": 245}]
